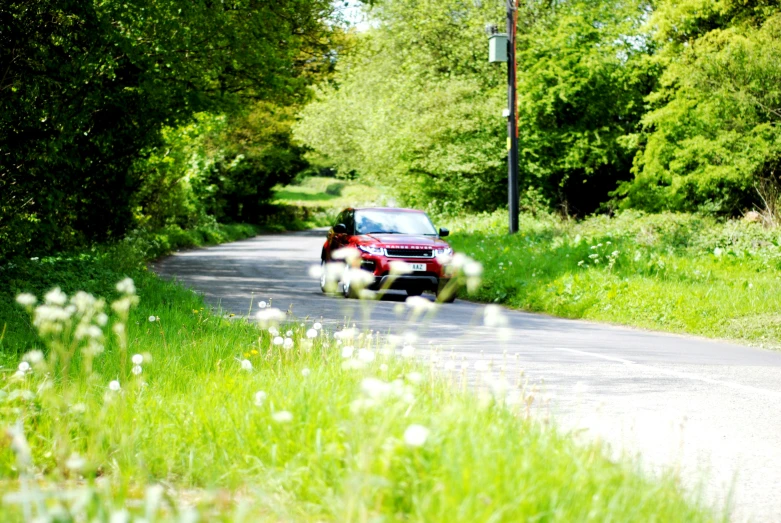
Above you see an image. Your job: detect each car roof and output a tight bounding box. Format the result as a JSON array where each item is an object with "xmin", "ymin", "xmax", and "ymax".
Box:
[{"xmin": 349, "ymin": 207, "xmax": 425, "ymax": 213}]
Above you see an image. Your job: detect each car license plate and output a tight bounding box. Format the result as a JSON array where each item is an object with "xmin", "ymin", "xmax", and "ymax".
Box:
[{"xmin": 411, "ymin": 263, "xmax": 426, "ymax": 272}]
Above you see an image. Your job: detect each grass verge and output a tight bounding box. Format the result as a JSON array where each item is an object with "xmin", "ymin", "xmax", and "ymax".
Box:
[
  {"xmin": 0, "ymin": 239, "xmax": 717, "ymax": 520},
  {"xmin": 446, "ymin": 210, "xmax": 781, "ymax": 348}
]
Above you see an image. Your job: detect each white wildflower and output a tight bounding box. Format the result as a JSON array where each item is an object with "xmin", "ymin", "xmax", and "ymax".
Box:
[
  {"xmin": 258, "ymin": 301, "xmax": 267, "ymax": 309},
  {"xmin": 357, "ymin": 348, "xmax": 375, "ymax": 363},
  {"xmin": 96, "ymin": 312, "xmax": 108, "ymax": 326},
  {"xmin": 405, "ymin": 295, "xmax": 436, "ymax": 312},
  {"xmin": 313, "ymin": 322, "xmax": 322, "ymax": 330},
  {"xmin": 361, "ymin": 377, "xmax": 392, "ymax": 399},
  {"xmin": 17, "ymin": 361, "xmax": 30, "ymax": 373},
  {"xmin": 148, "ymin": 315, "xmax": 156, "ymax": 322},
  {"xmin": 24, "ymin": 350, "xmax": 44, "ymax": 365},
  {"xmin": 286, "ymin": 330, "xmax": 293, "ymax": 337},
  {"xmin": 44, "ymin": 287, "xmax": 67, "ymax": 306},
  {"xmin": 483, "ymin": 304, "xmax": 508, "ymax": 327},
  {"xmin": 132, "ymin": 354, "xmax": 143, "ymax": 365},
  {"xmin": 108, "ymin": 380, "xmax": 121, "ymax": 392},
  {"xmin": 116, "ymin": 278, "xmax": 136, "ymax": 295},
  {"xmin": 256, "ymin": 307, "xmax": 285, "ymax": 325},
  {"xmin": 15, "ymin": 293, "xmax": 36, "ymax": 307},
  {"xmin": 283, "ymin": 337, "xmax": 294, "ymax": 349},
  {"xmin": 406, "ymin": 372, "xmax": 423, "ymax": 384},
  {"xmin": 65, "ymin": 452, "xmax": 86, "ymax": 472},
  {"xmin": 254, "ymin": 391, "xmax": 267, "ymax": 406},
  {"xmin": 271, "ymin": 411, "xmax": 293, "ymax": 423},
  {"xmin": 474, "ymin": 360, "xmax": 489, "ymax": 371},
  {"xmin": 240, "ymin": 359, "xmax": 253, "ymax": 371},
  {"xmin": 273, "ymin": 336, "xmax": 284, "ymax": 346},
  {"xmin": 403, "ymin": 424, "xmax": 430, "ymax": 447},
  {"xmin": 389, "ymin": 261, "xmax": 413, "ymax": 275},
  {"xmin": 306, "ymin": 328, "xmax": 318, "ymax": 339}
]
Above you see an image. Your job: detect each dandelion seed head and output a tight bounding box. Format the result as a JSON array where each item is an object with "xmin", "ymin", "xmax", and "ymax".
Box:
[
  {"xmin": 403, "ymin": 424, "xmax": 430, "ymax": 447},
  {"xmin": 301, "ymin": 368, "xmax": 311, "ymax": 377},
  {"xmin": 406, "ymin": 372, "xmax": 423, "ymax": 384},
  {"xmin": 273, "ymin": 336, "xmax": 284, "ymax": 346},
  {"xmin": 401, "ymin": 345, "xmax": 415, "ymax": 358},
  {"xmin": 254, "ymin": 391, "xmax": 267, "ymax": 406},
  {"xmin": 283, "ymin": 337, "xmax": 294, "ymax": 349},
  {"xmin": 306, "ymin": 328, "xmax": 318, "ymax": 339},
  {"xmin": 286, "ymin": 330, "xmax": 293, "ymax": 337},
  {"xmin": 116, "ymin": 278, "xmax": 136, "ymax": 295},
  {"xmin": 65, "ymin": 452, "xmax": 86, "ymax": 472},
  {"xmin": 380, "ymin": 363, "xmax": 388, "ymax": 371},
  {"xmin": 313, "ymin": 322, "xmax": 322, "ymax": 330},
  {"xmin": 24, "ymin": 350, "xmax": 44, "ymax": 365},
  {"xmin": 17, "ymin": 361, "xmax": 30, "ymax": 373},
  {"xmin": 341, "ymin": 345, "xmax": 355, "ymax": 358},
  {"xmin": 256, "ymin": 308, "xmax": 285, "ymax": 326},
  {"xmin": 108, "ymin": 380, "xmax": 121, "ymax": 391},
  {"xmin": 148, "ymin": 315, "xmax": 156, "ymax": 322},
  {"xmin": 357, "ymin": 348, "xmax": 375, "ymax": 363},
  {"xmin": 132, "ymin": 365, "xmax": 142, "ymax": 376},
  {"xmin": 132, "ymin": 354, "xmax": 143, "ymax": 365},
  {"xmin": 258, "ymin": 301, "xmax": 267, "ymax": 309},
  {"xmin": 240, "ymin": 359, "xmax": 253, "ymax": 371}
]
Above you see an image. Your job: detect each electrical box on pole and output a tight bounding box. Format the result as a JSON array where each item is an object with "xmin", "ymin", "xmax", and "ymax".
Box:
[{"xmin": 489, "ymin": 33, "xmax": 508, "ymax": 63}]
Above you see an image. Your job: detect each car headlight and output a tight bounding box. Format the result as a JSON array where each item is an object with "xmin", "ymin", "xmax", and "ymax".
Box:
[
  {"xmin": 434, "ymin": 247, "xmax": 453, "ymax": 257},
  {"xmin": 357, "ymin": 244, "xmax": 384, "ymax": 256}
]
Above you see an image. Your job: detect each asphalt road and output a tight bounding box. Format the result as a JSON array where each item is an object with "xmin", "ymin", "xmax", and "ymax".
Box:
[{"xmin": 154, "ymin": 229, "xmax": 781, "ymax": 521}]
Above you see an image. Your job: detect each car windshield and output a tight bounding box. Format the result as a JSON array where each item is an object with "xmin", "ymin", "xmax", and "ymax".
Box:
[{"xmin": 355, "ymin": 210, "xmax": 437, "ymax": 236}]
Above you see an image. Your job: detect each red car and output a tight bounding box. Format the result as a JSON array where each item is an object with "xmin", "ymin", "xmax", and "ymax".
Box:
[{"xmin": 320, "ymin": 207, "xmax": 456, "ymax": 302}]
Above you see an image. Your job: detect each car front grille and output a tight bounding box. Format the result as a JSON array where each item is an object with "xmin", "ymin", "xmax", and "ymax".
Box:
[{"xmin": 385, "ymin": 248, "xmax": 434, "ymax": 258}]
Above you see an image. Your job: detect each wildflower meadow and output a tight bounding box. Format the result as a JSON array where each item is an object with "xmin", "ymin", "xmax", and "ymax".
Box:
[{"xmin": 0, "ymin": 244, "xmax": 718, "ymax": 521}]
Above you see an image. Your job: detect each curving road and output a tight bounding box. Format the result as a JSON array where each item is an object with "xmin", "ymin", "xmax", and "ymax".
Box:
[{"xmin": 154, "ymin": 229, "xmax": 781, "ymax": 521}]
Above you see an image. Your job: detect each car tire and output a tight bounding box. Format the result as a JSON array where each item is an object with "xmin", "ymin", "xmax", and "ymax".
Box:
[
  {"xmin": 342, "ymin": 269, "xmax": 360, "ymax": 299},
  {"xmin": 319, "ymin": 260, "xmax": 328, "ymax": 294}
]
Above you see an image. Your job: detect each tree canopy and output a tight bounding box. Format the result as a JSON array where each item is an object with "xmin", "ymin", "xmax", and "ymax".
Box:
[{"xmin": 0, "ymin": 0, "xmax": 338, "ymax": 259}]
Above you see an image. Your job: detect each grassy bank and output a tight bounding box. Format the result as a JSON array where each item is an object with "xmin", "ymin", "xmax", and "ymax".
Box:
[
  {"xmin": 0, "ymin": 242, "xmax": 715, "ymax": 519},
  {"xmin": 273, "ymin": 176, "xmax": 388, "ymax": 209},
  {"xmin": 447, "ymin": 210, "xmax": 781, "ymax": 348}
]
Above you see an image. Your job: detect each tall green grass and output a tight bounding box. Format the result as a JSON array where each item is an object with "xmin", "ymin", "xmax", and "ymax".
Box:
[
  {"xmin": 0, "ymin": 245, "xmax": 717, "ymax": 520},
  {"xmin": 447, "ymin": 210, "xmax": 781, "ymax": 347}
]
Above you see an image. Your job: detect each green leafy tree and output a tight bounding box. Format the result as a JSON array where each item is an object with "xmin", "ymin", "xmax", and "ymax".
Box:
[
  {"xmin": 297, "ymin": 0, "xmax": 653, "ymax": 215},
  {"xmin": 618, "ymin": 1, "xmax": 781, "ymax": 214},
  {"xmin": 0, "ymin": 0, "xmax": 337, "ymax": 260}
]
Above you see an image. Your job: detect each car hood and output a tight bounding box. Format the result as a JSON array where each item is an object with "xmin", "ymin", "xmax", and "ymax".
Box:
[{"xmin": 359, "ymin": 234, "xmax": 447, "ymax": 247}]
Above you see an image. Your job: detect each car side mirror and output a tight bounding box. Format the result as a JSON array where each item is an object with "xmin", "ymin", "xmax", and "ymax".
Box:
[
  {"xmin": 439, "ymin": 227, "xmax": 449, "ymax": 237},
  {"xmin": 333, "ymin": 223, "xmax": 347, "ymax": 234}
]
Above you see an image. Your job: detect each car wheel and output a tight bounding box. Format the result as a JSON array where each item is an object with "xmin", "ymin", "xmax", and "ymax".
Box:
[
  {"xmin": 342, "ymin": 268, "xmax": 359, "ymax": 299},
  {"xmin": 319, "ymin": 260, "xmax": 328, "ymax": 293}
]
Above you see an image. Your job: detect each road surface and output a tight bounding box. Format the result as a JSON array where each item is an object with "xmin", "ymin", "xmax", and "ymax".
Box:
[{"xmin": 154, "ymin": 229, "xmax": 781, "ymax": 521}]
